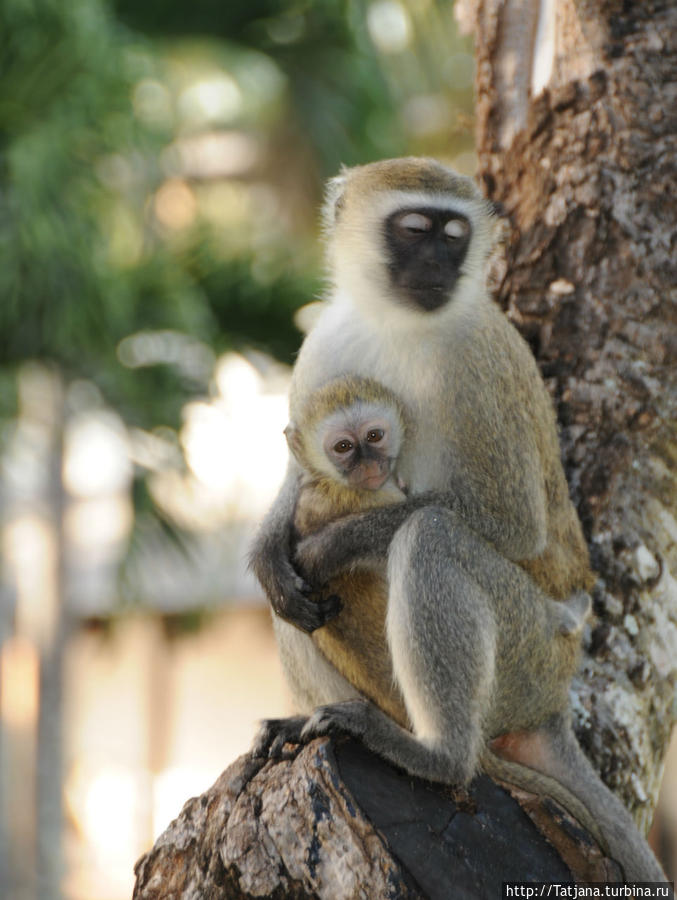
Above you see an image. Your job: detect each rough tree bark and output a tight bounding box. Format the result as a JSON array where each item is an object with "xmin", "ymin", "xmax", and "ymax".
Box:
[
  {"xmin": 134, "ymin": 3, "xmax": 676, "ymax": 896},
  {"xmin": 134, "ymin": 739, "xmax": 621, "ymax": 899},
  {"xmin": 459, "ymin": 0, "xmax": 677, "ymax": 833}
]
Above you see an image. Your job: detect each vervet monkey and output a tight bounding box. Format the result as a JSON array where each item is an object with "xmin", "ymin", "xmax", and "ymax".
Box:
[
  {"xmin": 250, "ymin": 158, "xmax": 664, "ymax": 879},
  {"xmin": 284, "ymin": 375, "xmax": 409, "ymax": 725}
]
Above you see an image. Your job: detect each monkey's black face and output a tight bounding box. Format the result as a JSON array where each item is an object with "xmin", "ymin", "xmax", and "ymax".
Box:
[{"xmin": 384, "ymin": 206, "xmax": 472, "ymax": 312}]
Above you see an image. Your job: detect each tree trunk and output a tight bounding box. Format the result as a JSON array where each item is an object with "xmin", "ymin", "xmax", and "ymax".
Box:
[
  {"xmin": 133, "ymin": 3, "xmax": 677, "ymax": 895},
  {"xmin": 134, "ymin": 737, "xmax": 620, "ymax": 899},
  {"xmin": 457, "ymin": 0, "xmax": 677, "ymax": 833}
]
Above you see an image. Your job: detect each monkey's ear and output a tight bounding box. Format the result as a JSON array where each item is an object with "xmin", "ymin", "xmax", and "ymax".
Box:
[
  {"xmin": 284, "ymin": 423, "xmax": 303, "ymax": 459},
  {"xmin": 323, "ymin": 170, "xmax": 347, "ymax": 227}
]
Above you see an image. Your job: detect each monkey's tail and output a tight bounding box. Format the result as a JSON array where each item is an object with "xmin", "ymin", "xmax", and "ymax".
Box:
[
  {"xmin": 480, "ymin": 730, "xmax": 666, "ymax": 882},
  {"xmin": 480, "ymin": 749, "xmax": 608, "ymax": 851}
]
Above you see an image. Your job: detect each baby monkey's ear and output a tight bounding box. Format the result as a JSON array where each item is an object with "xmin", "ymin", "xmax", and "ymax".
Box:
[{"xmin": 284, "ymin": 423, "xmax": 303, "ymax": 460}]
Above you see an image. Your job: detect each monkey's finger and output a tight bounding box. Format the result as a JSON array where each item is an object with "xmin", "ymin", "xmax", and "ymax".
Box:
[
  {"xmin": 251, "ymin": 718, "xmax": 283, "ymax": 757},
  {"xmin": 252, "ymin": 715, "xmax": 307, "ymax": 758},
  {"xmin": 267, "ymin": 717, "xmax": 307, "ymax": 757},
  {"xmin": 268, "ymin": 732, "xmax": 300, "ymax": 758},
  {"xmin": 274, "ymin": 589, "xmax": 336, "ymax": 633}
]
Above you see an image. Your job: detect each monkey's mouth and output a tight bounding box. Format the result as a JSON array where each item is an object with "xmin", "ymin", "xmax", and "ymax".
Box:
[
  {"xmin": 347, "ymin": 462, "xmax": 391, "ymax": 491},
  {"xmin": 355, "ymin": 472, "xmax": 390, "ymax": 490},
  {"xmin": 404, "ymin": 283, "xmax": 451, "ymax": 312}
]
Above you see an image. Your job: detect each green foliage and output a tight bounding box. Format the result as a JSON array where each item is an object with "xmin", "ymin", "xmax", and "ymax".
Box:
[
  {"xmin": 0, "ymin": 0, "xmax": 474, "ymax": 608},
  {"xmin": 114, "ymin": 0, "xmax": 287, "ymax": 42},
  {"xmin": 0, "ymin": 0, "xmax": 473, "ymax": 432},
  {"xmin": 0, "ymin": 0, "xmax": 411, "ymax": 429},
  {"xmin": 113, "ymin": 0, "xmax": 405, "ymax": 172},
  {"xmin": 0, "ymin": 0, "xmax": 164, "ymax": 416}
]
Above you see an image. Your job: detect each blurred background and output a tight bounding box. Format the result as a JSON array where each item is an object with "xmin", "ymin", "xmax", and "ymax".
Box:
[{"xmin": 0, "ymin": 1, "xmax": 673, "ymax": 898}]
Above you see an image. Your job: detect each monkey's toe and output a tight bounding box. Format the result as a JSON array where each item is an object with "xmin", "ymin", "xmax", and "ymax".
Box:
[
  {"xmin": 253, "ymin": 715, "xmax": 308, "ymax": 758},
  {"xmin": 302, "ymin": 700, "xmax": 370, "ymax": 741}
]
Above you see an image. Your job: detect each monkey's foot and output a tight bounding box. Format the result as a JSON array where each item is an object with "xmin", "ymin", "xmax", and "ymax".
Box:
[
  {"xmin": 556, "ymin": 590, "xmax": 591, "ymax": 637},
  {"xmin": 302, "ymin": 701, "xmax": 464, "ymax": 785},
  {"xmin": 301, "ymin": 700, "xmax": 370, "ymax": 742},
  {"xmin": 253, "ymin": 715, "xmax": 309, "ymax": 759}
]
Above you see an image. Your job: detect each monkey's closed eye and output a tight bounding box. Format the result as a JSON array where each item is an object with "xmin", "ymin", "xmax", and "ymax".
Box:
[
  {"xmin": 397, "ymin": 212, "xmax": 433, "ymax": 234},
  {"xmin": 366, "ymin": 429, "xmax": 385, "ymax": 443},
  {"xmin": 444, "ymin": 218, "xmax": 470, "ymax": 239},
  {"xmin": 333, "ymin": 439, "xmax": 354, "ymax": 454}
]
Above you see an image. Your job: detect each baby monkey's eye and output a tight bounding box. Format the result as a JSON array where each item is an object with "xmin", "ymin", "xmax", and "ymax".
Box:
[
  {"xmin": 397, "ymin": 212, "xmax": 433, "ymax": 234},
  {"xmin": 366, "ymin": 429, "xmax": 384, "ymax": 443},
  {"xmin": 333, "ymin": 439, "xmax": 354, "ymax": 454}
]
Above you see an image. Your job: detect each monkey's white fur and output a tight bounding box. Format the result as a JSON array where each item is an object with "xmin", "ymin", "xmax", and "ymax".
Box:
[{"xmin": 323, "ymin": 186, "xmax": 494, "ymax": 335}]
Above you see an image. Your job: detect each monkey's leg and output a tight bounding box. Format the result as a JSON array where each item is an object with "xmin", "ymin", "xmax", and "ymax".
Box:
[
  {"xmin": 303, "ymin": 507, "xmax": 498, "ymax": 785},
  {"xmin": 255, "ymin": 615, "xmax": 363, "ymax": 759}
]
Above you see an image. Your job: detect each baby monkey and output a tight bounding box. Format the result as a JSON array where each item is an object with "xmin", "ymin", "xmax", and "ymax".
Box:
[{"xmin": 285, "ymin": 376, "xmax": 410, "ymax": 726}]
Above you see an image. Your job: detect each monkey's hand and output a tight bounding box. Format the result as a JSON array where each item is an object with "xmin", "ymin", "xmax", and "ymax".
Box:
[
  {"xmin": 252, "ymin": 715, "xmax": 309, "ymax": 758},
  {"xmin": 249, "ymin": 469, "xmax": 342, "ymax": 632},
  {"xmin": 251, "ymin": 541, "xmax": 341, "ymax": 632}
]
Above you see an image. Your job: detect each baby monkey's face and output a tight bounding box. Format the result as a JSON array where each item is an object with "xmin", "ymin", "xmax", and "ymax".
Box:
[
  {"xmin": 286, "ymin": 388, "xmax": 407, "ymax": 493},
  {"xmin": 323, "ymin": 414, "xmax": 396, "ymax": 491}
]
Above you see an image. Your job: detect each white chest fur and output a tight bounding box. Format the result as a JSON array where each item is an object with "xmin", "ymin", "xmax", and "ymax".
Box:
[{"xmin": 292, "ymin": 297, "xmax": 477, "ymax": 491}]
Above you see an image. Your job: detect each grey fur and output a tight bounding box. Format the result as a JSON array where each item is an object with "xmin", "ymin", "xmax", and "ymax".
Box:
[{"xmin": 298, "ymin": 508, "xmax": 664, "ymax": 881}]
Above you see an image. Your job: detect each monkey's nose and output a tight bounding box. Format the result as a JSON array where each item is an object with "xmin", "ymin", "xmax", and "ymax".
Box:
[{"xmin": 349, "ymin": 459, "xmax": 390, "ymax": 491}]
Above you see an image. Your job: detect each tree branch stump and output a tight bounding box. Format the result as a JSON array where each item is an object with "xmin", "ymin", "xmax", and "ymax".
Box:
[{"xmin": 133, "ymin": 736, "xmax": 621, "ymax": 899}]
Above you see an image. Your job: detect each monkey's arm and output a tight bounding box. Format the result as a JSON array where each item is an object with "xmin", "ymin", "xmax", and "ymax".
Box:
[
  {"xmin": 294, "ymin": 492, "xmax": 479, "ymax": 587},
  {"xmin": 293, "ymin": 410, "xmax": 551, "ymax": 589},
  {"xmin": 294, "ymin": 436, "xmax": 550, "ymax": 589},
  {"xmin": 249, "ymin": 462, "xmax": 341, "ymax": 633}
]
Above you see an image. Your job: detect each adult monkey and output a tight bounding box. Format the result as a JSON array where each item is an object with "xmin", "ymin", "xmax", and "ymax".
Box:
[
  {"xmin": 249, "ymin": 158, "xmax": 664, "ymax": 880},
  {"xmin": 251, "ymin": 156, "xmax": 593, "ymax": 627}
]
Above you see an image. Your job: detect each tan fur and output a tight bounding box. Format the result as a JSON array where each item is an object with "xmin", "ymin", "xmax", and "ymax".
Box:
[
  {"xmin": 313, "ymin": 571, "xmax": 408, "ymax": 727},
  {"xmin": 447, "ymin": 310, "xmax": 596, "ymax": 598},
  {"xmin": 291, "ymin": 380, "xmax": 410, "ymax": 728}
]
